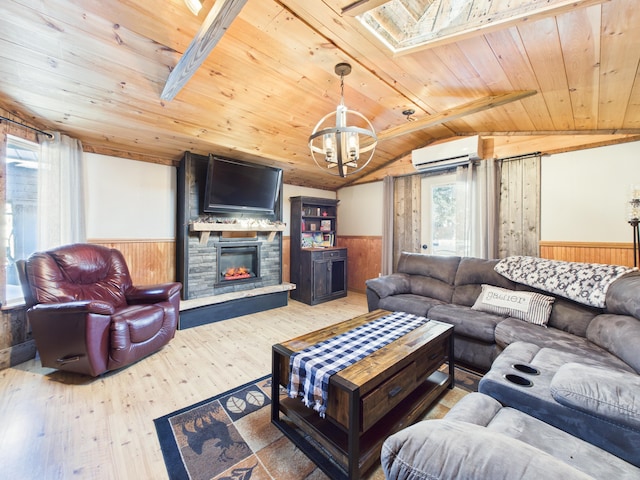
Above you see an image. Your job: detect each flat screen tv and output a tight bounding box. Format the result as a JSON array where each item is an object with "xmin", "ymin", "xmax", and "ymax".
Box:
[{"xmin": 203, "ymin": 156, "xmax": 282, "ymax": 216}]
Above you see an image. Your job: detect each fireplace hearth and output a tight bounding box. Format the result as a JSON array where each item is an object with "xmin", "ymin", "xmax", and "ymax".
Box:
[{"xmin": 216, "ymin": 242, "xmax": 260, "ymax": 286}]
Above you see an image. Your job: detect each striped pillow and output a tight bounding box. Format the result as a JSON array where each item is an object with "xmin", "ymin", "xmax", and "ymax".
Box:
[{"xmin": 472, "ymin": 284, "xmax": 555, "ymax": 327}]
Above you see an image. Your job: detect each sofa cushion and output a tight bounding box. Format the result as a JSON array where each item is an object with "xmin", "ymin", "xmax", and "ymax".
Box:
[
  {"xmin": 543, "ymin": 295, "xmax": 601, "ymax": 337},
  {"xmin": 396, "ymin": 252, "xmax": 460, "ymax": 282},
  {"xmin": 587, "ymin": 314, "xmax": 640, "ymax": 374},
  {"xmin": 410, "ymin": 275, "xmax": 454, "ymax": 302},
  {"xmin": 428, "ymin": 304, "xmax": 505, "ymax": 343},
  {"xmin": 452, "ymin": 257, "xmax": 515, "ymax": 306},
  {"xmin": 382, "ymin": 392, "xmax": 639, "ymax": 480},
  {"xmin": 382, "ymin": 419, "xmax": 595, "ymax": 480},
  {"xmin": 472, "ymin": 284, "xmax": 555, "ymax": 326},
  {"xmin": 112, "ymin": 304, "xmax": 165, "ymax": 344},
  {"xmin": 550, "ymin": 362, "xmax": 640, "ymax": 430},
  {"xmin": 378, "ymin": 294, "xmax": 443, "ymax": 317},
  {"xmin": 493, "ymin": 318, "xmax": 631, "ymax": 366},
  {"xmin": 605, "ymin": 271, "xmax": 640, "ymax": 317},
  {"xmin": 498, "ymin": 340, "xmax": 635, "ymax": 374}
]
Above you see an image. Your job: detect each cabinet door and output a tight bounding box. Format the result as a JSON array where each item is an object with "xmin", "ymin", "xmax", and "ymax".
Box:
[{"xmin": 312, "ymin": 259, "xmax": 330, "ymax": 300}]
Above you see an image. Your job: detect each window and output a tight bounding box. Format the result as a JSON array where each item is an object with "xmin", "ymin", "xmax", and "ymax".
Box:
[
  {"xmin": 431, "ymin": 183, "xmax": 457, "ymax": 255},
  {"xmin": 3, "ymin": 135, "xmax": 39, "ymax": 305},
  {"xmin": 421, "ymin": 172, "xmax": 458, "ymax": 256}
]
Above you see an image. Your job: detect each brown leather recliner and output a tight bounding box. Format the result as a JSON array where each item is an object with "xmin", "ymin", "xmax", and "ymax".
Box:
[{"xmin": 17, "ymin": 243, "xmax": 182, "ymax": 376}]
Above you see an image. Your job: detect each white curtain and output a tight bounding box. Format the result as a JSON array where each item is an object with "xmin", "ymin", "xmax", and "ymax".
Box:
[
  {"xmin": 454, "ymin": 158, "xmax": 501, "ymax": 259},
  {"xmin": 37, "ymin": 132, "xmax": 86, "ymax": 250},
  {"xmin": 381, "ymin": 175, "xmax": 394, "ymax": 275}
]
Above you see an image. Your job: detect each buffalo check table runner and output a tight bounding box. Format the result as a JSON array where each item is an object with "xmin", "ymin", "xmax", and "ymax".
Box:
[{"xmin": 287, "ymin": 311, "xmax": 429, "ymax": 417}]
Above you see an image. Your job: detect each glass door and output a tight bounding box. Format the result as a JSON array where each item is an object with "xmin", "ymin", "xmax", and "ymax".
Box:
[{"xmin": 420, "ymin": 172, "xmax": 458, "ymax": 256}]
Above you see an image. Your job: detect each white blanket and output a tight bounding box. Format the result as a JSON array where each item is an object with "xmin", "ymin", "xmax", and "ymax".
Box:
[{"xmin": 494, "ymin": 256, "xmax": 635, "ymax": 308}]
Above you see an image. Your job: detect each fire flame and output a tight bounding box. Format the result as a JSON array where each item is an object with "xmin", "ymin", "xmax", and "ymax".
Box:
[{"xmin": 223, "ymin": 266, "xmax": 251, "ymax": 279}]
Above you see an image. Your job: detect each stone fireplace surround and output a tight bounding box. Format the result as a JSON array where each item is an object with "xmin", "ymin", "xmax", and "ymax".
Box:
[
  {"xmin": 176, "ymin": 152, "xmax": 294, "ymax": 329},
  {"xmin": 187, "ymin": 231, "xmax": 279, "ymax": 298}
]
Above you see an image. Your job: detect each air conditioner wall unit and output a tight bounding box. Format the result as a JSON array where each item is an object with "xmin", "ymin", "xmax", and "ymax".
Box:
[{"xmin": 412, "ymin": 135, "xmax": 483, "ymax": 171}]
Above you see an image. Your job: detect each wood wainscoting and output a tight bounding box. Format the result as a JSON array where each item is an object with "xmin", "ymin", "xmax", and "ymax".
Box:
[
  {"xmin": 88, "ymin": 239, "xmax": 176, "ymax": 285},
  {"xmin": 339, "ymin": 236, "xmax": 382, "ymax": 294},
  {"xmin": 539, "ymin": 241, "xmax": 636, "ymax": 267}
]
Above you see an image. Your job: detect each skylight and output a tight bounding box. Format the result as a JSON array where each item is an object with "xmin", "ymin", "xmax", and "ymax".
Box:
[{"xmin": 355, "ymin": 0, "xmax": 596, "ymax": 55}]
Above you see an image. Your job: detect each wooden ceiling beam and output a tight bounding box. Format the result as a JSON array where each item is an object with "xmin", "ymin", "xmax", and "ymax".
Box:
[
  {"xmin": 341, "ymin": 0, "xmax": 388, "ymax": 17},
  {"xmin": 161, "ymin": 0, "xmax": 248, "ymax": 101},
  {"xmin": 374, "ymin": 90, "xmax": 538, "ymax": 143}
]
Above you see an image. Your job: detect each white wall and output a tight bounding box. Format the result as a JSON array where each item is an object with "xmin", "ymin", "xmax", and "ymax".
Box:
[
  {"xmin": 337, "ymin": 141, "xmax": 640, "ymax": 242},
  {"xmin": 541, "ymin": 141, "xmax": 640, "ymax": 242},
  {"xmin": 84, "ymin": 153, "xmax": 176, "ymax": 239},
  {"xmin": 337, "ymin": 182, "xmax": 384, "ymax": 236},
  {"xmin": 82, "ymin": 139, "xmax": 640, "ymax": 243},
  {"xmin": 83, "ymin": 157, "xmax": 332, "ymax": 239}
]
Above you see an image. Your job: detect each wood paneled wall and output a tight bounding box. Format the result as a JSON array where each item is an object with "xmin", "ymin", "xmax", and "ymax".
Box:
[
  {"xmin": 88, "ymin": 239, "xmax": 176, "ymax": 285},
  {"xmin": 540, "ymin": 241, "xmax": 636, "ymax": 267},
  {"xmin": 339, "ymin": 236, "xmax": 383, "ymax": 294}
]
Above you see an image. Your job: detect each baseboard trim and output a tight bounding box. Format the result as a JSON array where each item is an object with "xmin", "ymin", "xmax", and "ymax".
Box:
[
  {"xmin": 0, "ymin": 339, "xmax": 37, "ymax": 369},
  {"xmin": 178, "ymin": 291, "xmax": 289, "ymax": 330}
]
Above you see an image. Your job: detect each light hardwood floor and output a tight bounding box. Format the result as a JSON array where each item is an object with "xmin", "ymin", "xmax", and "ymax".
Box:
[{"xmin": 0, "ymin": 293, "xmax": 465, "ymax": 479}]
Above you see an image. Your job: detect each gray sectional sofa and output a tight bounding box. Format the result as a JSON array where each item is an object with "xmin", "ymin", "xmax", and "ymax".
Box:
[
  {"xmin": 367, "ymin": 253, "xmax": 640, "ymax": 478},
  {"xmin": 365, "ymin": 252, "xmax": 640, "ymax": 373},
  {"xmin": 382, "ymin": 391, "xmax": 640, "ymax": 479}
]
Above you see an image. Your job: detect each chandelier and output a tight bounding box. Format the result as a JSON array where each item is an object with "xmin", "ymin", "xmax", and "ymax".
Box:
[
  {"xmin": 308, "ymin": 63, "xmax": 377, "ymax": 177},
  {"xmin": 184, "ymin": 0, "xmax": 202, "ymax": 15}
]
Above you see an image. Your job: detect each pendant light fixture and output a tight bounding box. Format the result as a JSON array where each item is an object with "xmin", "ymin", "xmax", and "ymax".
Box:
[
  {"xmin": 308, "ymin": 63, "xmax": 377, "ymax": 177},
  {"xmin": 184, "ymin": 0, "xmax": 202, "ymax": 15}
]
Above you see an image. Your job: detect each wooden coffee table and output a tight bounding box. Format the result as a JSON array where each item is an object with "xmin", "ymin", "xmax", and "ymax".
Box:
[{"xmin": 271, "ymin": 309, "xmax": 454, "ymax": 479}]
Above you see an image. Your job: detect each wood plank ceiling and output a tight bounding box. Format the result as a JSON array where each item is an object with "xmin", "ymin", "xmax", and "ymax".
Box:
[{"xmin": 1, "ymin": 0, "xmax": 639, "ymax": 191}]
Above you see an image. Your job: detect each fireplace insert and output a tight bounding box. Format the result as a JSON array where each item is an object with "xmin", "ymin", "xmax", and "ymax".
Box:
[{"xmin": 215, "ymin": 242, "xmax": 260, "ymax": 286}]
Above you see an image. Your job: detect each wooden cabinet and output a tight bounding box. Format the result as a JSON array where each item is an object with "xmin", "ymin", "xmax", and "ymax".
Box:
[
  {"xmin": 304, "ymin": 248, "xmax": 347, "ymax": 305},
  {"xmin": 290, "ymin": 196, "xmax": 347, "ymax": 305}
]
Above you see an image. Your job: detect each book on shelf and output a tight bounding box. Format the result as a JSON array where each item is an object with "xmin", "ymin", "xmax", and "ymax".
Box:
[
  {"xmin": 321, "ymin": 233, "xmax": 334, "ymax": 247},
  {"xmin": 303, "ymin": 207, "xmax": 323, "ymax": 216},
  {"xmin": 320, "ymin": 220, "xmax": 331, "ymax": 231},
  {"xmin": 301, "ymin": 232, "xmax": 324, "ymax": 247}
]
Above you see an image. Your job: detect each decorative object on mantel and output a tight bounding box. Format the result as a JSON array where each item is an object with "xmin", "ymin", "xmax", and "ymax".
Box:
[
  {"xmin": 189, "ymin": 217, "xmax": 286, "ymax": 244},
  {"xmin": 628, "ymin": 185, "xmax": 640, "ymax": 267},
  {"xmin": 308, "ymin": 62, "xmax": 377, "ymax": 178}
]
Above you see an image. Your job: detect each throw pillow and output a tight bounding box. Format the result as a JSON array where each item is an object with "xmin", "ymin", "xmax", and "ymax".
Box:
[{"xmin": 472, "ymin": 284, "xmax": 555, "ymax": 326}]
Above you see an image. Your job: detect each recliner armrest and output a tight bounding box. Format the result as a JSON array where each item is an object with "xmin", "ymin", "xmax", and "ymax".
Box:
[
  {"xmin": 30, "ymin": 300, "xmax": 115, "ymax": 316},
  {"xmin": 125, "ymin": 282, "xmax": 182, "ymax": 304},
  {"xmin": 365, "ymin": 273, "xmax": 410, "ymax": 299},
  {"xmin": 551, "ymin": 362, "xmax": 640, "ymax": 430}
]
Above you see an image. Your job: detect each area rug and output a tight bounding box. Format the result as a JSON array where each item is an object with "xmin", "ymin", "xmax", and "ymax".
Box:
[{"xmin": 154, "ymin": 367, "xmax": 481, "ymax": 480}]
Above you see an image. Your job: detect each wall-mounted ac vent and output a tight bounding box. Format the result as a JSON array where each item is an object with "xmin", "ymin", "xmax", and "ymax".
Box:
[{"xmin": 412, "ymin": 135, "xmax": 483, "ymax": 171}]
